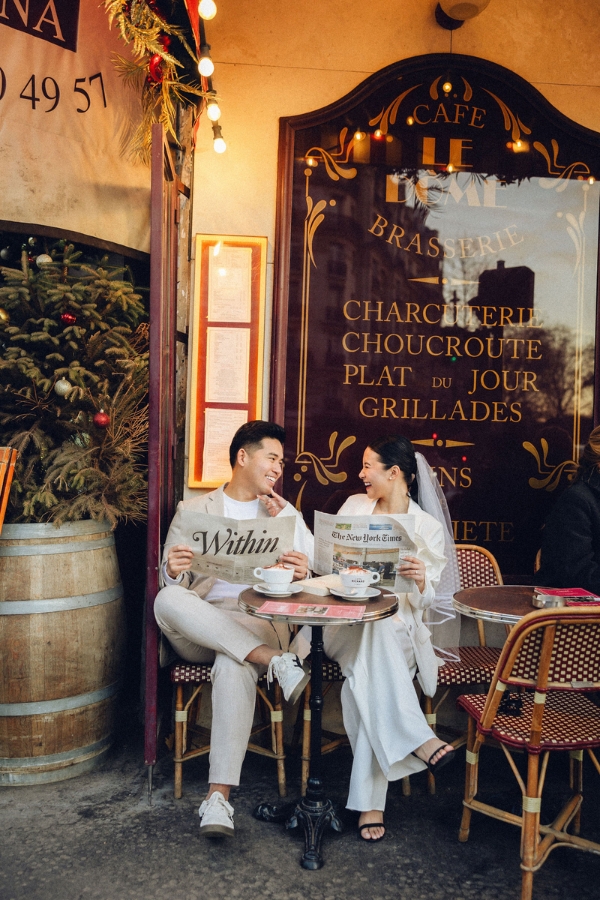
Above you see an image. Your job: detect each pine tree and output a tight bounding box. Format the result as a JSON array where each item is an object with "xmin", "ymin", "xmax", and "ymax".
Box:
[{"xmin": 0, "ymin": 244, "xmax": 149, "ymax": 526}]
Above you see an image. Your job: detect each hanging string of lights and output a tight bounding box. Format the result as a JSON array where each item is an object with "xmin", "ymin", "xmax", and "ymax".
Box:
[{"xmin": 196, "ymin": 3, "xmax": 226, "ymax": 153}]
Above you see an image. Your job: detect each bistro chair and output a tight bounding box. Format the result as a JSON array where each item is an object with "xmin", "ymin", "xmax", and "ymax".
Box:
[
  {"xmin": 423, "ymin": 544, "xmax": 504, "ymax": 793},
  {"xmin": 170, "ymin": 659, "xmax": 287, "ymax": 799},
  {"xmin": 457, "ymin": 606, "xmax": 600, "ymax": 900},
  {"xmin": 0, "ymin": 447, "xmax": 17, "ymax": 531}
]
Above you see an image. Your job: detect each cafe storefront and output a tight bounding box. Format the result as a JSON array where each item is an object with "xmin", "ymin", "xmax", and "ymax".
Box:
[{"xmin": 2, "ymin": 0, "xmax": 600, "ymax": 792}]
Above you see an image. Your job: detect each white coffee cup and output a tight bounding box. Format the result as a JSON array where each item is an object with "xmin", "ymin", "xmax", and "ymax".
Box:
[
  {"xmin": 254, "ymin": 563, "xmax": 294, "ymax": 589},
  {"xmin": 339, "ymin": 566, "xmax": 380, "ymax": 596}
]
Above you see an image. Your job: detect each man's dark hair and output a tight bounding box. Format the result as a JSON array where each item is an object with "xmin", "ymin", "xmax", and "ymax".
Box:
[{"xmin": 229, "ymin": 420, "xmax": 286, "ymax": 469}]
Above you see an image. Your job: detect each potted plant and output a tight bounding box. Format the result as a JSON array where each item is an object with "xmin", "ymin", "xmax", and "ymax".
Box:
[{"xmin": 0, "ymin": 243, "xmax": 148, "ymax": 784}]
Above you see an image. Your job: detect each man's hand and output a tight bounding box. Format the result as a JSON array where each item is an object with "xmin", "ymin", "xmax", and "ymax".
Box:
[
  {"xmin": 279, "ymin": 550, "xmax": 309, "ymax": 581},
  {"xmin": 166, "ymin": 544, "xmax": 194, "ymax": 580},
  {"xmin": 257, "ymin": 490, "xmax": 287, "ymax": 518}
]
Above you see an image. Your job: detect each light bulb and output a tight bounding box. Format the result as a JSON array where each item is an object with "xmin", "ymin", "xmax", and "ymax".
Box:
[
  {"xmin": 406, "ymin": 116, "xmax": 414, "ymax": 125},
  {"xmin": 212, "ymin": 123, "xmax": 226, "ymax": 153},
  {"xmin": 442, "ymin": 81, "xmax": 452, "ymax": 93},
  {"xmin": 373, "ymin": 129, "xmax": 383, "ymax": 139},
  {"xmin": 198, "ymin": 55, "xmax": 214, "ymax": 77},
  {"xmin": 198, "ymin": 0, "xmax": 217, "ymax": 19},
  {"xmin": 354, "ymin": 130, "xmax": 366, "ymax": 141},
  {"xmin": 206, "ymin": 97, "xmax": 221, "ymax": 121},
  {"xmin": 446, "ymin": 163, "xmax": 455, "ymax": 173}
]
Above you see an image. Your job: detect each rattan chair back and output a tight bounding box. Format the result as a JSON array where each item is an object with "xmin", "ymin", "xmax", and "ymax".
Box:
[
  {"xmin": 478, "ymin": 607, "xmax": 600, "ymax": 748},
  {"xmin": 456, "ymin": 543, "xmax": 503, "ymax": 589}
]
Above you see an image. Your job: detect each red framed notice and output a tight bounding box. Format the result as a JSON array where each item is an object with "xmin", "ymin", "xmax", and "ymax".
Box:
[{"xmin": 189, "ymin": 234, "xmax": 267, "ymax": 488}]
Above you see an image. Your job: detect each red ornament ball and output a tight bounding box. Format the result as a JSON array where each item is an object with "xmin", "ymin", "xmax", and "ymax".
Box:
[
  {"xmin": 93, "ymin": 410, "xmax": 110, "ymax": 429},
  {"xmin": 60, "ymin": 312, "xmax": 77, "ymax": 326},
  {"xmin": 147, "ymin": 53, "xmax": 164, "ymax": 84}
]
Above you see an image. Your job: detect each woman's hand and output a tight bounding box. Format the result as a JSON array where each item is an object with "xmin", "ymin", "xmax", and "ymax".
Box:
[
  {"xmin": 166, "ymin": 544, "xmax": 194, "ymax": 579},
  {"xmin": 279, "ymin": 550, "xmax": 309, "ymax": 581},
  {"xmin": 257, "ymin": 490, "xmax": 287, "ymax": 518},
  {"xmin": 397, "ymin": 555, "xmax": 426, "ymax": 593}
]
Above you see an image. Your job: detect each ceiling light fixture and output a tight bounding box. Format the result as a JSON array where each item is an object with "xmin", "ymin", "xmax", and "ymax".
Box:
[{"xmin": 435, "ymin": 0, "xmax": 492, "ymax": 30}]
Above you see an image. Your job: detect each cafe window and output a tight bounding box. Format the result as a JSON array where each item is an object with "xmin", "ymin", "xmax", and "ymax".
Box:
[{"xmin": 273, "ymin": 54, "xmax": 600, "ymax": 580}]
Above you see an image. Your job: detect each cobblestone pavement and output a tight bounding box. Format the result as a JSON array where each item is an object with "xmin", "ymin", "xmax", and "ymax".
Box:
[{"xmin": 1, "ymin": 721, "xmax": 599, "ymax": 900}]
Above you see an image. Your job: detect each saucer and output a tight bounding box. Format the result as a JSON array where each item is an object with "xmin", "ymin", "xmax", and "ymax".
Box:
[
  {"xmin": 330, "ymin": 586, "xmax": 380, "ymax": 601},
  {"xmin": 254, "ymin": 582, "xmax": 303, "ymax": 598}
]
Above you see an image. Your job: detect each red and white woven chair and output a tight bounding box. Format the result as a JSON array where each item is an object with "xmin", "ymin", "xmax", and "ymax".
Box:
[
  {"xmin": 170, "ymin": 660, "xmax": 286, "ymax": 799},
  {"xmin": 423, "ymin": 544, "xmax": 505, "ymax": 793},
  {"xmin": 458, "ymin": 606, "xmax": 600, "ymax": 900}
]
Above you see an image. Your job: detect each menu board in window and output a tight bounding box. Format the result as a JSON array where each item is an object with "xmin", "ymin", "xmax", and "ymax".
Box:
[{"xmin": 189, "ymin": 235, "xmax": 267, "ymax": 488}]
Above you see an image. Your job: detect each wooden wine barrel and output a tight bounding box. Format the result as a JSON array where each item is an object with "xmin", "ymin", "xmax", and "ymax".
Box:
[{"xmin": 0, "ymin": 520, "xmax": 126, "ymax": 784}]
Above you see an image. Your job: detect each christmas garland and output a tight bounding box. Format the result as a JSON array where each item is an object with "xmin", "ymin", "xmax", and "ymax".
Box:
[{"xmin": 104, "ymin": 0, "xmax": 208, "ymax": 163}]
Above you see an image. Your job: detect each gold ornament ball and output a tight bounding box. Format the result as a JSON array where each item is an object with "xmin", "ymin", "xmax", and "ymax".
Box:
[{"xmin": 0, "ymin": 307, "xmax": 9, "ymax": 325}]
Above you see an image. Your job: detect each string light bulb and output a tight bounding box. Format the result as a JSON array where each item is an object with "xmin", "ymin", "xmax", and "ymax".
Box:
[
  {"xmin": 198, "ymin": 0, "xmax": 217, "ymax": 19},
  {"xmin": 354, "ymin": 129, "xmax": 366, "ymax": 141},
  {"xmin": 442, "ymin": 81, "xmax": 452, "ymax": 93},
  {"xmin": 198, "ymin": 44, "xmax": 214, "ymax": 77},
  {"xmin": 206, "ymin": 94, "xmax": 221, "ymax": 121},
  {"xmin": 212, "ymin": 123, "xmax": 226, "ymax": 153},
  {"xmin": 373, "ymin": 129, "xmax": 383, "ymax": 139}
]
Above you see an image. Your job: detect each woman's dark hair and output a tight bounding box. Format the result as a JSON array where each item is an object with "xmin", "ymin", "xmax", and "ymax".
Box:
[
  {"xmin": 576, "ymin": 425, "xmax": 600, "ymax": 483},
  {"xmin": 229, "ymin": 420, "xmax": 286, "ymax": 468},
  {"xmin": 367, "ymin": 435, "xmax": 419, "ymax": 500}
]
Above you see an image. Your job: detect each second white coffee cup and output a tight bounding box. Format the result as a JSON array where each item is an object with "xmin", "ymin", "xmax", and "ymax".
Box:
[{"xmin": 339, "ymin": 566, "xmax": 380, "ymax": 596}]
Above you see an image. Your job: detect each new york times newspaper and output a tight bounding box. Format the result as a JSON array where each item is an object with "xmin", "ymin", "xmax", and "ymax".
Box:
[
  {"xmin": 314, "ymin": 512, "xmax": 418, "ymax": 592},
  {"xmin": 176, "ymin": 510, "xmax": 296, "ymax": 584}
]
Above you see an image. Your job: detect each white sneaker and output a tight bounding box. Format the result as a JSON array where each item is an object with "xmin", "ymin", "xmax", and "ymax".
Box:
[
  {"xmin": 198, "ymin": 791, "xmax": 234, "ymax": 838},
  {"xmin": 267, "ymin": 652, "xmax": 310, "ymax": 705}
]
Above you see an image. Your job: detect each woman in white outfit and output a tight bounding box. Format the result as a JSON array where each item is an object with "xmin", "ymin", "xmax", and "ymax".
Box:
[{"xmin": 300, "ymin": 436, "xmax": 457, "ymax": 841}]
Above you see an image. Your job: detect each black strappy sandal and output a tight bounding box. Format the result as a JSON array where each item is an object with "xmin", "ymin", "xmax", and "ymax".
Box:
[
  {"xmin": 413, "ymin": 744, "xmax": 456, "ymax": 774},
  {"xmin": 358, "ymin": 822, "xmax": 386, "ymax": 842}
]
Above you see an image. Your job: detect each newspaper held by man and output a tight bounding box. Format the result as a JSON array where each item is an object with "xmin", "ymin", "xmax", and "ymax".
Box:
[
  {"xmin": 176, "ymin": 510, "xmax": 296, "ymax": 584},
  {"xmin": 314, "ymin": 511, "xmax": 418, "ymax": 593}
]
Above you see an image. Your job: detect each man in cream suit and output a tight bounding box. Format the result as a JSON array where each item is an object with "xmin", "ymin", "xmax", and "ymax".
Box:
[{"xmin": 154, "ymin": 421, "xmax": 313, "ymax": 839}]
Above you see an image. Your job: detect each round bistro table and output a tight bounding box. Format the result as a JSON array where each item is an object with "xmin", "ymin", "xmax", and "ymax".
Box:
[
  {"xmin": 452, "ymin": 584, "xmax": 536, "ymax": 625},
  {"xmin": 452, "ymin": 584, "xmax": 538, "ymax": 717},
  {"xmin": 239, "ymin": 586, "xmax": 398, "ymax": 870}
]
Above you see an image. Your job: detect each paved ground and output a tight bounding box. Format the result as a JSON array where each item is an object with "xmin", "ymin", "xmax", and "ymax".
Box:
[{"xmin": 1, "ymin": 703, "xmax": 599, "ymax": 900}]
